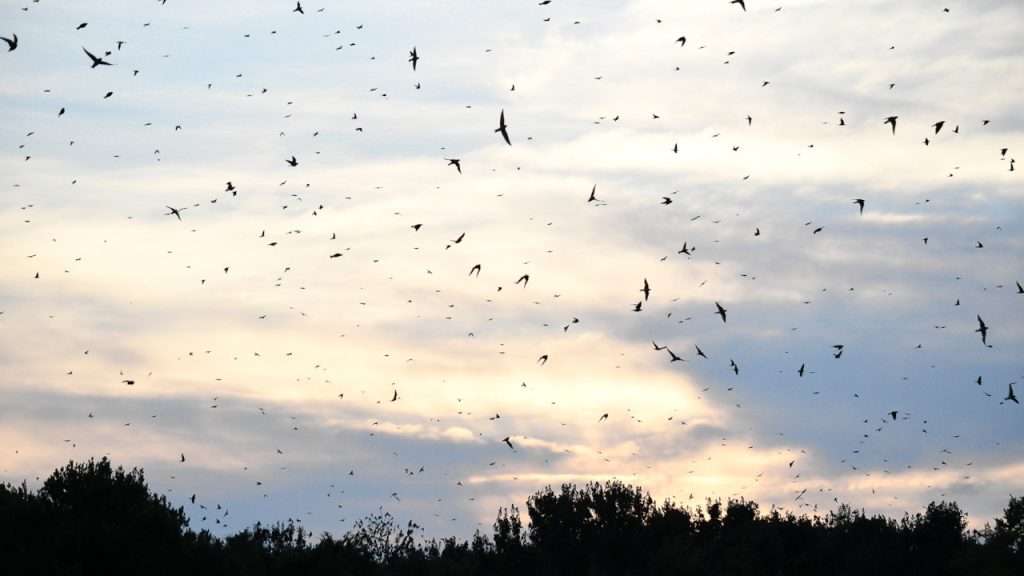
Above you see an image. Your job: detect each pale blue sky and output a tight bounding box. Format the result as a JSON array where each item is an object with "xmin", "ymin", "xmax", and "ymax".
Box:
[{"xmin": 1, "ymin": 0, "xmax": 1022, "ymax": 537}]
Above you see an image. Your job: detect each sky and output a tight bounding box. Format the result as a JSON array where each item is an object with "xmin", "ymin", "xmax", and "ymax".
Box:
[{"xmin": 0, "ymin": 0, "xmax": 1022, "ymax": 538}]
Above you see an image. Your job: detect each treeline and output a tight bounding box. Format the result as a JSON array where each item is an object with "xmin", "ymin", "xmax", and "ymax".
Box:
[{"xmin": 1, "ymin": 459, "xmax": 1023, "ymax": 575}]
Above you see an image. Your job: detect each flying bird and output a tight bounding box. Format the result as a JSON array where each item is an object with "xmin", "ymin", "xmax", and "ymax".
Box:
[
  {"xmin": 82, "ymin": 47, "xmax": 112, "ymax": 68},
  {"xmin": 853, "ymin": 198, "xmax": 865, "ymax": 214},
  {"xmin": 446, "ymin": 158, "xmax": 461, "ymax": 173},
  {"xmin": 495, "ymin": 109, "xmax": 511, "ymax": 145},
  {"xmin": 516, "ymin": 274, "xmax": 529, "ymax": 288},
  {"xmin": 975, "ymin": 315, "xmax": 989, "ymax": 346},
  {"xmin": 286, "ymin": 156, "xmax": 298, "ymax": 167},
  {"xmin": 1006, "ymin": 383, "xmax": 1019, "ymax": 404},
  {"xmin": 731, "ymin": 0, "xmax": 746, "ymax": 11},
  {"xmin": 409, "ymin": 46, "xmax": 419, "ymax": 70},
  {"xmin": 641, "ymin": 278, "xmax": 651, "ymax": 301},
  {"xmin": 715, "ymin": 302, "xmax": 727, "ymax": 323},
  {"xmin": 293, "ymin": 1, "xmax": 304, "ymax": 14},
  {"xmin": 165, "ymin": 206, "xmax": 183, "ymax": 221},
  {"xmin": 1, "ymin": 34, "xmax": 16, "ymax": 52},
  {"xmin": 884, "ymin": 116, "xmax": 898, "ymax": 134}
]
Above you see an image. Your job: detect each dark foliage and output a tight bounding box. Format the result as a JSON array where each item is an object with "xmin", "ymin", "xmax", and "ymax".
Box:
[{"xmin": 1, "ymin": 458, "xmax": 1022, "ymax": 575}]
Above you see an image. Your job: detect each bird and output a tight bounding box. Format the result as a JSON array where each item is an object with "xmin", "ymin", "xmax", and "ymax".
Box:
[
  {"xmin": 502, "ymin": 436, "xmax": 515, "ymax": 450},
  {"xmin": 587, "ymin": 185, "xmax": 598, "ymax": 203},
  {"xmin": 82, "ymin": 47, "xmax": 112, "ymax": 68},
  {"xmin": 853, "ymin": 198, "xmax": 865, "ymax": 214},
  {"xmin": 293, "ymin": 1, "xmax": 304, "ymax": 14},
  {"xmin": 180, "ymin": 453, "xmax": 186, "ymax": 463},
  {"xmin": 598, "ymin": 413, "xmax": 609, "ymax": 422},
  {"xmin": 660, "ymin": 196, "xmax": 673, "ymax": 205},
  {"xmin": 695, "ymin": 345, "xmax": 708, "ymax": 359},
  {"xmin": 446, "ymin": 232, "xmax": 465, "ymax": 249},
  {"xmin": 676, "ymin": 36, "xmax": 686, "ymax": 47},
  {"xmin": 832, "ymin": 345, "xmax": 845, "ymax": 359},
  {"xmin": 715, "ymin": 302, "xmax": 727, "ymax": 323},
  {"xmin": 652, "ymin": 340, "xmax": 666, "ymax": 351},
  {"xmin": 165, "ymin": 206, "xmax": 183, "ymax": 221},
  {"xmin": 1016, "ymin": 281, "xmax": 1023, "ymax": 294},
  {"xmin": 884, "ymin": 116, "xmax": 898, "ymax": 134},
  {"xmin": 641, "ymin": 278, "xmax": 651, "ymax": 301},
  {"xmin": 678, "ymin": 242, "xmax": 693, "ymax": 256},
  {"xmin": 390, "ymin": 389, "xmax": 398, "ymax": 402},
  {"xmin": 798, "ymin": 363, "xmax": 806, "ymax": 377},
  {"xmin": 286, "ymin": 156, "xmax": 298, "ymax": 167},
  {"xmin": 731, "ymin": 0, "xmax": 746, "ymax": 11},
  {"xmin": 729, "ymin": 359, "xmax": 739, "ymax": 375},
  {"xmin": 933, "ymin": 121, "xmax": 945, "ymax": 134},
  {"xmin": 1006, "ymin": 383, "xmax": 1019, "ymax": 404},
  {"xmin": 890, "ymin": 411, "xmax": 898, "ymax": 421},
  {"xmin": 0, "ymin": 34, "xmax": 16, "ymax": 52},
  {"xmin": 975, "ymin": 315, "xmax": 989, "ymax": 346},
  {"xmin": 666, "ymin": 348, "xmax": 684, "ymax": 363},
  {"xmin": 408, "ymin": 46, "xmax": 419, "ymax": 71},
  {"xmin": 516, "ymin": 274, "xmax": 529, "ymax": 288},
  {"xmin": 537, "ymin": 354, "xmax": 548, "ymax": 365},
  {"xmin": 495, "ymin": 109, "xmax": 511, "ymax": 145},
  {"xmin": 446, "ymin": 158, "xmax": 461, "ymax": 173},
  {"xmin": 469, "ymin": 264, "xmax": 481, "ymax": 277}
]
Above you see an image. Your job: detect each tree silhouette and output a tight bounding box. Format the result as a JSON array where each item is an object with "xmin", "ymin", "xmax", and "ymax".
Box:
[{"xmin": 3, "ymin": 458, "xmax": 1024, "ymax": 575}]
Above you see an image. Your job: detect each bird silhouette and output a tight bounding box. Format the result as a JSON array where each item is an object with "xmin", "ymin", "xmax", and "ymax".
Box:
[
  {"xmin": 82, "ymin": 47, "xmax": 112, "ymax": 68},
  {"xmin": 975, "ymin": 315, "xmax": 989, "ymax": 346},
  {"xmin": 884, "ymin": 116, "xmax": 898, "ymax": 134},
  {"xmin": 495, "ymin": 109, "xmax": 511, "ymax": 145},
  {"xmin": 1, "ymin": 34, "xmax": 16, "ymax": 52}
]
